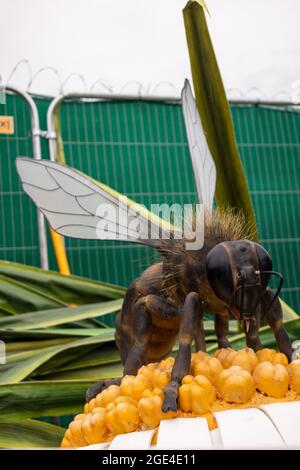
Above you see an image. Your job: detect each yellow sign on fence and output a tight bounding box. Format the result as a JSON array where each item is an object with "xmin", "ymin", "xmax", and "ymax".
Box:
[{"xmin": 0, "ymin": 116, "xmax": 14, "ymax": 134}]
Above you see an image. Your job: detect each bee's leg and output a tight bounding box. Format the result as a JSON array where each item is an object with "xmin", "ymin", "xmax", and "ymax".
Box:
[
  {"xmin": 162, "ymin": 292, "xmax": 201, "ymax": 412},
  {"xmin": 86, "ymin": 281, "xmax": 139, "ymax": 402},
  {"xmin": 214, "ymin": 314, "xmax": 231, "ymax": 349},
  {"xmin": 123, "ymin": 295, "xmax": 179, "ymax": 374},
  {"xmin": 194, "ymin": 307, "xmax": 206, "ymax": 352},
  {"xmin": 86, "ymin": 377, "xmax": 122, "ymax": 402},
  {"xmin": 86, "ymin": 295, "xmax": 178, "ymax": 402},
  {"xmin": 244, "ymin": 312, "xmax": 263, "ymax": 351},
  {"xmin": 86, "ymin": 296, "xmax": 151, "ymax": 401},
  {"xmin": 119, "ymin": 297, "xmax": 153, "ymax": 376},
  {"xmin": 262, "ymin": 287, "xmax": 293, "ymax": 361}
]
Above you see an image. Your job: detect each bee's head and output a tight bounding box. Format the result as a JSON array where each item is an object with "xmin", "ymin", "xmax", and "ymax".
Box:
[{"xmin": 205, "ymin": 240, "xmax": 282, "ymax": 321}]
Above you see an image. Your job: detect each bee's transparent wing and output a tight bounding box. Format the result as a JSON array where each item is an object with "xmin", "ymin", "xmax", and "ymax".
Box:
[
  {"xmin": 182, "ymin": 79, "xmax": 216, "ymax": 212},
  {"xmin": 16, "ymin": 157, "xmax": 176, "ymax": 248}
]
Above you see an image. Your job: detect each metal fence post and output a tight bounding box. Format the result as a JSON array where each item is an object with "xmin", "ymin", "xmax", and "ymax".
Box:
[{"xmin": 5, "ymin": 86, "xmax": 49, "ymax": 270}]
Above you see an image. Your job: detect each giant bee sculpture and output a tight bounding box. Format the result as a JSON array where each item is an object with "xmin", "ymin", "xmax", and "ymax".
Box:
[{"xmin": 16, "ymin": 80, "xmax": 292, "ymax": 411}]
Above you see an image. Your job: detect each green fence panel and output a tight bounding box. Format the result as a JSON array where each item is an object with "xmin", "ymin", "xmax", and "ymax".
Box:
[
  {"xmin": 0, "ymin": 93, "xmax": 40, "ymax": 267},
  {"xmin": 0, "ymin": 94, "xmax": 299, "ymax": 312}
]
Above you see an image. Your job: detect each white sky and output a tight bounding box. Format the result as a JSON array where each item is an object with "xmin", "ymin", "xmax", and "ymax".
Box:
[{"xmin": 0, "ymin": 0, "xmax": 299, "ymax": 98}]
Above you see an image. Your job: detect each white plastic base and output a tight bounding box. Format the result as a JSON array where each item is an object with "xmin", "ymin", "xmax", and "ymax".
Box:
[{"xmin": 78, "ymin": 401, "xmax": 300, "ymax": 450}]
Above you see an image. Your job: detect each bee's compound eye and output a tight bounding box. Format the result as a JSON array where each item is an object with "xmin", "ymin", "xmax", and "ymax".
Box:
[{"xmin": 206, "ymin": 243, "xmax": 234, "ymax": 306}]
